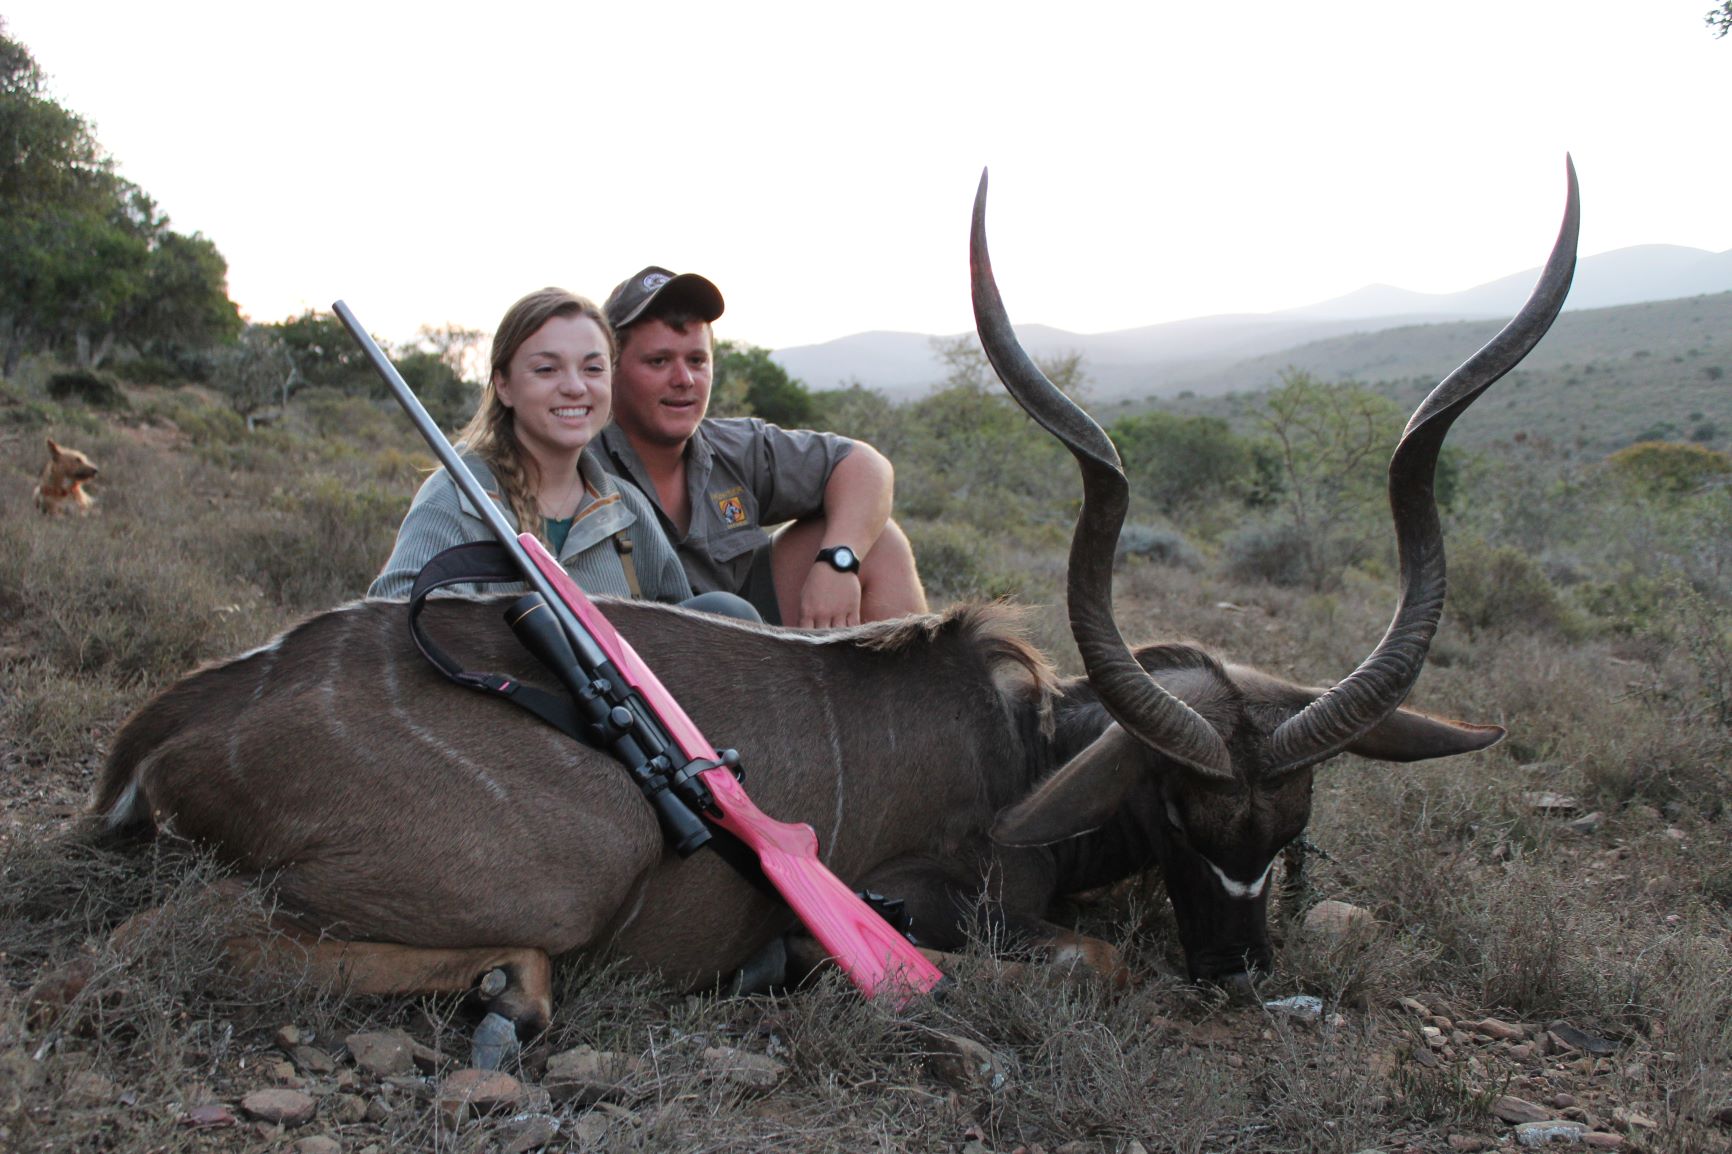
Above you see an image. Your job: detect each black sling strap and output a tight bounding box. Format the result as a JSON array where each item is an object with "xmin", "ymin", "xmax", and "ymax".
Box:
[
  {"xmin": 407, "ymin": 541, "xmax": 600, "ymax": 749},
  {"xmin": 404, "ymin": 542, "xmax": 780, "ymax": 901}
]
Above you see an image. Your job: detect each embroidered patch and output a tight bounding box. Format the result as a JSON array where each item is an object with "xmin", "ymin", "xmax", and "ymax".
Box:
[
  {"xmin": 716, "ymin": 495, "xmax": 746, "ymax": 526},
  {"xmin": 643, "ymin": 272, "xmax": 670, "ymax": 291}
]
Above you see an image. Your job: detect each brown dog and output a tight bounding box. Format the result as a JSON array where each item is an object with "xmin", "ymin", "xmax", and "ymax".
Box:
[{"xmin": 33, "ymin": 438, "xmax": 100, "ymax": 516}]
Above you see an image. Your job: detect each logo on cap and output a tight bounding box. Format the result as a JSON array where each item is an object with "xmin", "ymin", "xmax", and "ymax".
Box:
[{"xmin": 642, "ymin": 273, "xmax": 670, "ymax": 292}]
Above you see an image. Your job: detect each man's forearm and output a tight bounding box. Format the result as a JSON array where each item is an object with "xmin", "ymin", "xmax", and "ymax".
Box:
[{"xmin": 819, "ymin": 443, "xmax": 893, "ymax": 553}]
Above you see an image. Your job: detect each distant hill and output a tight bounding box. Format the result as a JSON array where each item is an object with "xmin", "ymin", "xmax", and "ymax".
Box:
[
  {"xmin": 1110, "ymin": 292, "xmax": 1732, "ymax": 457},
  {"xmin": 771, "ymin": 245, "xmax": 1732, "ymax": 402}
]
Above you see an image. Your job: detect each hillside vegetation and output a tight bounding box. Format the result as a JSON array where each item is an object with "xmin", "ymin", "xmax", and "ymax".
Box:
[
  {"xmin": 1112, "ymin": 292, "xmax": 1732, "ymax": 457},
  {"xmin": 4, "ymin": 329, "xmax": 1732, "ymax": 1151},
  {"xmin": 4, "ymin": 21, "xmax": 1731, "ymax": 1153}
]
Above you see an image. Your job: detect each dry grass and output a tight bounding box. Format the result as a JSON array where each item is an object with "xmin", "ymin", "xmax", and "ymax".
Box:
[{"xmin": 2, "ymin": 383, "xmax": 1730, "ymax": 1153}]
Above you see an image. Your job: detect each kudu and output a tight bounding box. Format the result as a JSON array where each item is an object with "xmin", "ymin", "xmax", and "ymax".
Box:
[{"xmin": 94, "ymin": 162, "xmax": 1578, "ymax": 1036}]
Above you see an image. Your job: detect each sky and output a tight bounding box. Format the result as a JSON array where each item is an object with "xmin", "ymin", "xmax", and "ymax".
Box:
[{"xmin": 5, "ymin": 2, "xmax": 1729, "ymax": 354}]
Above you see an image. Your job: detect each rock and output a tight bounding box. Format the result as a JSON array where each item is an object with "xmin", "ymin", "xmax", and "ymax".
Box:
[
  {"xmin": 364, "ymin": 1097, "xmax": 391, "ymax": 1124},
  {"xmin": 1304, "ymin": 900, "xmax": 1375, "ymax": 940},
  {"xmin": 1398, "ymin": 997, "xmax": 1431, "ymax": 1017},
  {"xmin": 1447, "ymin": 1136, "xmax": 1495, "ymax": 1152},
  {"xmin": 329, "ymin": 1094, "xmax": 367, "ymax": 1124},
  {"xmin": 240, "ymin": 1088, "xmax": 317, "ymax": 1127},
  {"xmin": 1547, "ymin": 1023, "xmax": 1619, "ymax": 1056},
  {"xmin": 1468, "ymin": 1017, "xmax": 1525, "ymax": 1042},
  {"xmin": 1493, "ymin": 1095, "xmax": 1554, "ymax": 1125},
  {"xmin": 435, "ymin": 1068, "xmax": 524, "ymax": 1126},
  {"xmin": 571, "ymin": 1112, "xmax": 617, "ymax": 1146},
  {"xmin": 1523, "ymin": 791, "xmax": 1579, "ymax": 813},
  {"xmin": 266, "ymin": 1059, "xmax": 301, "ymax": 1085},
  {"xmin": 543, "ymin": 1046, "xmax": 646, "ymax": 1106},
  {"xmin": 275, "ymin": 1024, "xmax": 303, "ymax": 1049},
  {"xmin": 1581, "ymin": 1134, "xmax": 1624, "ymax": 1150},
  {"xmin": 1263, "ymin": 995, "xmax": 1324, "ymax": 1021},
  {"xmin": 1712, "ymin": 1101, "xmax": 1732, "ymax": 1126},
  {"xmin": 291, "ymin": 1046, "xmax": 337, "ymax": 1076},
  {"xmin": 409, "ymin": 1039, "xmax": 444, "ymax": 1075},
  {"xmin": 701, "ymin": 1046, "xmax": 786, "ymax": 1092},
  {"xmin": 179, "ymin": 1103, "xmax": 237, "ymax": 1129},
  {"xmin": 924, "ymin": 1032, "xmax": 1009, "ymax": 1094},
  {"xmin": 293, "ymin": 1137, "xmax": 341, "ymax": 1154},
  {"xmin": 1513, "ymin": 1120, "xmax": 1587, "ymax": 1146},
  {"xmin": 1611, "ymin": 1107, "xmax": 1658, "ymax": 1130},
  {"xmin": 501, "ymin": 1113, "xmax": 560, "ymax": 1154},
  {"xmin": 1564, "ymin": 812, "xmax": 1604, "ymax": 835},
  {"xmin": 345, "ymin": 1031, "xmax": 416, "ymax": 1077}
]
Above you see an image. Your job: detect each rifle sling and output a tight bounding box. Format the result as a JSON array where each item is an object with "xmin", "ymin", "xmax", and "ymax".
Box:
[{"xmin": 405, "ymin": 542, "xmax": 777, "ymax": 900}]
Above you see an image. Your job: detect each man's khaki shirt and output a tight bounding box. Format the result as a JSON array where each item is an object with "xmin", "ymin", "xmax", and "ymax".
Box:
[{"xmin": 596, "ymin": 420, "xmax": 852, "ymax": 614}]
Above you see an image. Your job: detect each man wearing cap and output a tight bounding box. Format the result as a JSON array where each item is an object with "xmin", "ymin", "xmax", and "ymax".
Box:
[{"xmin": 597, "ymin": 266, "xmax": 927, "ymax": 628}]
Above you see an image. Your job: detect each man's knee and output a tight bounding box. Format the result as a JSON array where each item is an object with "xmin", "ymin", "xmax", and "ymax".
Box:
[{"xmin": 858, "ymin": 521, "xmax": 928, "ymax": 618}]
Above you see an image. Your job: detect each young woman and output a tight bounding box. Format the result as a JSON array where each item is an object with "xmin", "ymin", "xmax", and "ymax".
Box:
[{"xmin": 368, "ymin": 287, "xmax": 694, "ymax": 603}]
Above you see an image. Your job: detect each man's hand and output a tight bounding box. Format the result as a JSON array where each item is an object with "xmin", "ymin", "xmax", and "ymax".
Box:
[{"xmin": 798, "ymin": 565, "xmax": 863, "ymax": 628}]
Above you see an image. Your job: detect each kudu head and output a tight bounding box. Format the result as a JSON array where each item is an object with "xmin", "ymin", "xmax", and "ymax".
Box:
[{"xmin": 975, "ymin": 161, "xmax": 1580, "ymax": 991}]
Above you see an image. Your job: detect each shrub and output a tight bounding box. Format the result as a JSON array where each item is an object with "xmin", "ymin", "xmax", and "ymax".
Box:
[
  {"xmin": 1115, "ymin": 524, "xmax": 1202, "ymax": 570},
  {"xmin": 902, "ymin": 520, "xmax": 1022, "ymax": 603},
  {"xmin": 217, "ymin": 474, "xmax": 406, "ymax": 608},
  {"xmin": 47, "ymin": 369, "xmax": 129, "ymax": 410},
  {"xmin": 113, "ymin": 355, "xmax": 191, "ymax": 387},
  {"xmin": 1605, "ymin": 441, "xmax": 1732, "ymax": 498},
  {"xmin": 1445, "ymin": 537, "xmax": 1574, "ymax": 640},
  {"xmin": 1222, "ymin": 519, "xmax": 1313, "ymax": 588}
]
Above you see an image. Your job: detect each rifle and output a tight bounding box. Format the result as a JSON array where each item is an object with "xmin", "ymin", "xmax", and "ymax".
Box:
[{"xmin": 334, "ymin": 301, "xmax": 945, "ymax": 1002}]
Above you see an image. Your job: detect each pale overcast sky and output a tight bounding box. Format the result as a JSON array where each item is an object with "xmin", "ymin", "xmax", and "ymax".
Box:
[{"xmin": 6, "ymin": 2, "xmax": 1729, "ymax": 351}]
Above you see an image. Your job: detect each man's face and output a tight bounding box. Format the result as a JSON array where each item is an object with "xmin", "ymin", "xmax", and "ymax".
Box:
[{"xmin": 611, "ymin": 318, "xmax": 713, "ymax": 449}]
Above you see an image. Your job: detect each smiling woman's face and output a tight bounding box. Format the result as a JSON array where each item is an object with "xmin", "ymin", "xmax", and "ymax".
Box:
[{"xmin": 494, "ymin": 312, "xmax": 613, "ymax": 470}]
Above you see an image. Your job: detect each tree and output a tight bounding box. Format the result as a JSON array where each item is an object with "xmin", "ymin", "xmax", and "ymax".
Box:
[
  {"xmin": 1605, "ymin": 440, "xmax": 1732, "ymax": 499},
  {"xmin": 212, "ymin": 325, "xmax": 299, "ymax": 422},
  {"xmin": 1108, "ymin": 410, "xmax": 1272, "ymax": 514},
  {"xmin": 0, "ymin": 22, "xmax": 242, "ymax": 374},
  {"xmin": 1241, "ymin": 370, "xmax": 1404, "ymax": 589},
  {"xmin": 1710, "ymin": 1, "xmax": 1732, "ymax": 37},
  {"xmin": 274, "ymin": 310, "xmax": 385, "ymax": 393},
  {"xmin": 714, "ymin": 339, "xmax": 814, "ymax": 425},
  {"xmin": 929, "ymin": 333, "xmax": 1088, "ymax": 398}
]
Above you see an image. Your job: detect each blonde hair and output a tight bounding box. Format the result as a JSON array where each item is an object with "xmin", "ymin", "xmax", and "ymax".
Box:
[{"xmin": 456, "ymin": 288, "xmax": 615, "ymax": 538}]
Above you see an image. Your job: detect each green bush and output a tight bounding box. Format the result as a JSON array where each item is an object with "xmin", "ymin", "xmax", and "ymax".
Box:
[
  {"xmin": 902, "ymin": 520, "xmax": 1022, "ymax": 603},
  {"xmin": 1605, "ymin": 440, "xmax": 1732, "ymax": 498},
  {"xmin": 47, "ymin": 369, "xmax": 129, "ymax": 410},
  {"xmin": 216, "ymin": 474, "xmax": 406, "ymax": 608},
  {"xmin": 1115, "ymin": 523, "xmax": 1203, "ymax": 570},
  {"xmin": 113, "ymin": 355, "xmax": 191, "ymax": 387},
  {"xmin": 1446, "ymin": 537, "xmax": 1574, "ymax": 640},
  {"xmin": 1222, "ymin": 518, "xmax": 1312, "ymax": 587}
]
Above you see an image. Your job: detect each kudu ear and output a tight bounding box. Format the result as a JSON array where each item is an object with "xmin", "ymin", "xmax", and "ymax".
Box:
[
  {"xmin": 1346, "ymin": 709, "xmax": 1505, "ymax": 762},
  {"xmin": 1224, "ymin": 661, "xmax": 1504, "ymax": 763},
  {"xmin": 991, "ymin": 724, "xmax": 1145, "ymax": 847}
]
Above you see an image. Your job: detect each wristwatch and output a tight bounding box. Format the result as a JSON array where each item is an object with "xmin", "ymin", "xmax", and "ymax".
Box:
[{"xmin": 815, "ymin": 545, "xmax": 861, "ymax": 574}]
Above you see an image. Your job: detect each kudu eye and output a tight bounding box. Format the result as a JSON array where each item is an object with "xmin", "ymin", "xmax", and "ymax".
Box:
[{"xmin": 1163, "ymin": 799, "xmax": 1186, "ymax": 835}]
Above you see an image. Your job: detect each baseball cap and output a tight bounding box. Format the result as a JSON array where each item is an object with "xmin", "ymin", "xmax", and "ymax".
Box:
[{"xmin": 603, "ymin": 267, "xmax": 725, "ymax": 330}]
